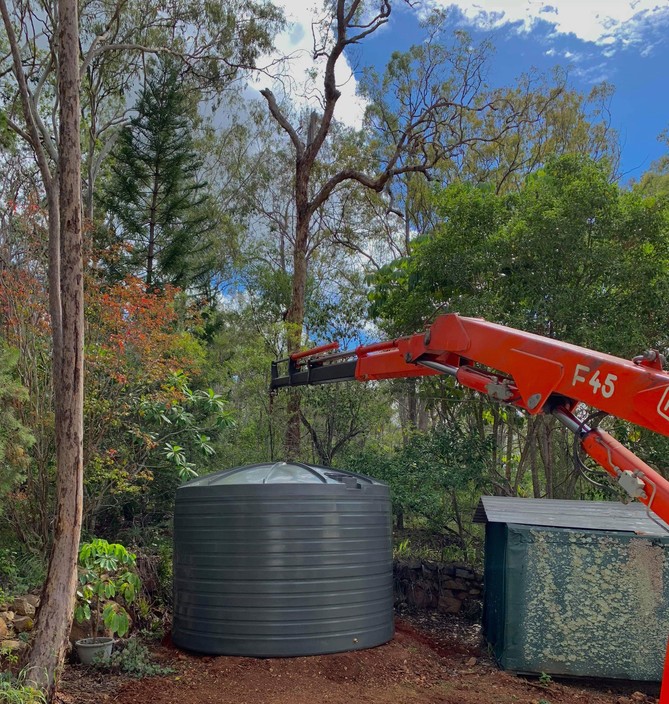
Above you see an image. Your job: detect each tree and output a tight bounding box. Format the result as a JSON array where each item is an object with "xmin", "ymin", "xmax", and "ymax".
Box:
[
  {"xmin": 0, "ymin": 0, "xmax": 283, "ymax": 222},
  {"xmin": 260, "ymin": 1, "xmax": 571, "ymax": 457},
  {"xmin": 343, "ymin": 424, "xmax": 489, "ymax": 559},
  {"xmin": 633, "ymin": 130, "xmax": 669, "ymax": 197},
  {"xmin": 0, "ymin": 0, "xmax": 85, "ymax": 695},
  {"xmin": 103, "ymin": 57, "xmax": 216, "ymax": 291}
]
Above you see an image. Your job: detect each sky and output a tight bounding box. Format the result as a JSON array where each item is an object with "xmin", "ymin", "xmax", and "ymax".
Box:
[{"xmin": 257, "ymin": 0, "xmax": 669, "ymax": 182}]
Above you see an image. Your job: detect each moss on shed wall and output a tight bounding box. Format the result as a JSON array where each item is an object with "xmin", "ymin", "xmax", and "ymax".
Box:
[{"xmin": 499, "ymin": 524, "xmax": 669, "ymax": 681}]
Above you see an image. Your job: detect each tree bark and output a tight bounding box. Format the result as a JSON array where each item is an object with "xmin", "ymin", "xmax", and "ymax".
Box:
[
  {"xmin": 283, "ymin": 217, "xmax": 309, "ymax": 458},
  {"xmin": 25, "ymin": 0, "xmax": 84, "ymax": 697}
]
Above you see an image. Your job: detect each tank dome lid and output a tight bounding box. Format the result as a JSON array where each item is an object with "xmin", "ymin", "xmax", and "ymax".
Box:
[{"xmin": 181, "ymin": 461, "xmax": 384, "ymax": 487}]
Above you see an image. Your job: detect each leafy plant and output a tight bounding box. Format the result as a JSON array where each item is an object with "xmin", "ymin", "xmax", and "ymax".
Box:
[
  {"xmin": 74, "ymin": 539, "xmax": 141, "ymax": 638},
  {"xmin": 96, "ymin": 638, "xmax": 173, "ymax": 678},
  {"xmin": 0, "ymin": 645, "xmax": 19, "ymax": 665},
  {"xmin": 393, "ymin": 538, "xmax": 411, "ymax": 559},
  {"xmin": 0, "ymin": 671, "xmax": 46, "ymax": 703},
  {"xmin": 538, "ymin": 672, "xmax": 552, "ymax": 686}
]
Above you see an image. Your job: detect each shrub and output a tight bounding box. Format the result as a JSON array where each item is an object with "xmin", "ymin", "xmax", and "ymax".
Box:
[
  {"xmin": 97, "ymin": 638, "xmax": 173, "ymax": 678},
  {"xmin": 74, "ymin": 539, "xmax": 141, "ymax": 638}
]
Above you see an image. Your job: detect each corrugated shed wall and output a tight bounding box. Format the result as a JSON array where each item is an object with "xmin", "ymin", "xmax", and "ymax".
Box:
[{"xmin": 492, "ymin": 524, "xmax": 669, "ymax": 680}]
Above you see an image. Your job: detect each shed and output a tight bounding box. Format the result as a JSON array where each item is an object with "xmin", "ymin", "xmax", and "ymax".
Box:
[
  {"xmin": 172, "ymin": 461, "xmax": 393, "ymax": 657},
  {"xmin": 474, "ymin": 496, "xmax": 669, "ymax": 681}
]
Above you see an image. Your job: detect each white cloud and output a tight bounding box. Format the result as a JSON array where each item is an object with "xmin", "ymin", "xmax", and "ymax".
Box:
[
  {"xmin": 544, "ymin": 47, "xmax": 582, "ymax": 62},
  {"xmin": 424, "ymin": 0, "xmax": 669, "ymax": 47},
  {"xmin": 250, "ymin": 0, "xmax": 367, "ymax": 129}
]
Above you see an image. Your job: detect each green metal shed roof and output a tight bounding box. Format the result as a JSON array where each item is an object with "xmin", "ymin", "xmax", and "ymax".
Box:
[{"xmin": 473, "ymin": 496, "xmax": 669, "ymax": 536}]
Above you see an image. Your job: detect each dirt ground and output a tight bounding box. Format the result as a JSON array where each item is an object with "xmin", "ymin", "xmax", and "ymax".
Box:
[{"xmin": 56, "ymin": 612, "xmax": 661, "ymax": 704}]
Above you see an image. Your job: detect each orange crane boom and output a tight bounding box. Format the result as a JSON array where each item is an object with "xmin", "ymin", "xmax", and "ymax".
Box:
[{"xmin": 271, "ymin": 312, "xmax": 669, "ymax": 700}]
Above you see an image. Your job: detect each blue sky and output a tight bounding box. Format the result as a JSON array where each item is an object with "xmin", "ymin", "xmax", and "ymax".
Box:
[
  {"xmin": 266, "ymin": 0, "xmax": 669, "ymax": 184},
  {"xmin": 355, "ymin": 1, "xmax": 669, "ymax": 182}
]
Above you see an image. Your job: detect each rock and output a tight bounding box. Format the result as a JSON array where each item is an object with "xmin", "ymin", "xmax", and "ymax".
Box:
[
  {"xmin": 1, "ymin": 639, "xmax": 26, "ymax": 652},
  {"xmin": 466, "ymin": 657, "xmax": 477, "ymax": 667},
  {"xmin": 455, "ymin": 568, "xmax": 474, "ymax": 580},
  {"xmin": 410, "ymin": 581, "xmax": 437, "ymax": 610},
  {"xmin": 442, "ymin": 578, "xmax": 467, "ymax": 590},
  {"xmin": 438, "ymin": 595, "xmax": 462, "ymax": 614},
  {"xmin": 406, "ymin": 558, "xmax": 421, "ymax": 570},
  {"xmin": 439, "ymin": 565, "xmax": 456, "ymax": 577},
  {"xmin": 24, "ymin": 594, "xmax": 40, "ymax": 609},
  {"xmin": 630, "ymin": 694, "xmax": 646, "ymax": 703},
  {"xmin": 0, "ymin": 619, "xmax": 7, "ymax": 639},
  {"xmin": 0, "ymin": 611, "xmax": 14, "ymax": 624},
  {"xmin": 13, "ymin": 615, "xmax": 34, "ymax": 633},
  {"xmin": 422, "ymin": 561, "xmax": 438, "ymax": 576},
  {"xmin": 469, "ymin": 588, "xmax": 482, "ymax": 596},
  {"xmin": 69, "ymin": 619, "xmax": 92, "ymax": 645},
  {"xmin": 12, "ymin": 598, "xmax": 35, "ymax": 617}
]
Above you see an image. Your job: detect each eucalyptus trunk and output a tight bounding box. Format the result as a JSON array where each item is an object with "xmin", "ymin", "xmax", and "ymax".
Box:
[
  {"xmin": 25, "ymin": 0, "xmax": 84, "ymax": 696},
  {"xmin": 283, "ymin": 210, "xmax": 309, "ymax": 459}
]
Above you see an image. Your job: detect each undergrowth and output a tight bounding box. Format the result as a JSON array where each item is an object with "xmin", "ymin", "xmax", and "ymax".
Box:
[
  {"xmin": 95, "ymin": 639, "xmax": 173, "ymax": 678},
  {"xmin": 0, "ymin": 671, "xmax": 46, "ymax": 704}
]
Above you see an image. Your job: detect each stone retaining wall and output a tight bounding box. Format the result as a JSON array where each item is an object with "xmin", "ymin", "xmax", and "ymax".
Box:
[
  {"xmin": 0, "ymin": 595, "xmax": 39, "ymax": 655},
  {"xmin": 393, "ymin": 559, "xmax": 483, "ymax": 616}
]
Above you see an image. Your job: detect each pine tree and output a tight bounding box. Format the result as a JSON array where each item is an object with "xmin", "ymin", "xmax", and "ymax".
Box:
[{"xmin": 105, "ymin": 58, "xmax": 215, "ymax": 290}]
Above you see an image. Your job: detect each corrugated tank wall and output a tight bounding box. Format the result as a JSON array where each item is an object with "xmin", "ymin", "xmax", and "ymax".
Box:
[{"xmin": 172, "ymin": 463, "xmax": 393, "ymax": 657}]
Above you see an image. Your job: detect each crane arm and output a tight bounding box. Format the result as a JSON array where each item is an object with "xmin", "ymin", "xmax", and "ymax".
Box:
[
  {"xmin": 271, "ymin": 313, "xmax": 669, "ymax": 524},
  {"xmin": 272, "ymin": 311, "xmax": 669, "ymax": 701}
]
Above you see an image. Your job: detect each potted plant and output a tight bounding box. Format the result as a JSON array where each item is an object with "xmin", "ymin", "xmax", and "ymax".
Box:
[{"xmin": 74, "ymin": 539, "xmax": 141, "ymax": 665}]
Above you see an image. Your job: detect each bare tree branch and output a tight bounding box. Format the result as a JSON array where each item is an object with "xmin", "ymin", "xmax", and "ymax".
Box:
[{"xmin": 260, "ymin": 88, "xmax": 305, "ymax": 158}]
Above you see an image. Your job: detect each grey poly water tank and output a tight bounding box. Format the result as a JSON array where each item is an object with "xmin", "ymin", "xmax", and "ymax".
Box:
[{"xmin": 172, "ymin": 461, "xmax": 393, "ymax": 657}]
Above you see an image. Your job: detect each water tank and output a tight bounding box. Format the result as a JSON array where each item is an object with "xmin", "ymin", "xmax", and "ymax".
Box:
[{"xmin": 172, "ymin": 461, "xmax": 393, "ymax": 657}]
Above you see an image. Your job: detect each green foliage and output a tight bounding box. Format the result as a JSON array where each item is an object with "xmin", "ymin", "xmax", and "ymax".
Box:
[
  {"xmin": 0, "ymin": 544, "xmax": 45, "ymax": 595},
  {"xmin": 344, "ymin": 424, "xmax": 489, "ymax": 552},
  {"xmin": 0, "ymin": 671, "xmax": 46, "ymax": 704},
  {"xmin": 633, "ymin": 130, "xmax": 669, "ymax": 197},
  {"xmin": 156, "ymin": 541, "xmax": 173, "ymax": 608},
  {"xmin": 0, "ymin": 344, "xmax": 35, "ymax": 499},
  {"xmin": 83, "ymin": 296, "xmax": 235, "ymax": 529},
  {"xmin": 371, "ymin": 156, "xmax": 669, "ymax": 358},
  {"xmin": 75, "ymin": 539, "xmax": 141, "ymax": 638},
  {"xmin": 393, "ymin": 538, "xmax": 411, "ymax": 559},
  {"xmin": 0, "ymin": 646, "xmax": 18, "ymax": 667},
  {"xmin": 369, "ymin": 181, "xmax": 511, "ymax": 333},
  {"xmin": 96, "ymin": 638, "xmax": 173, "ymax": 678},
  {"xmin": 299, "ymin": 383, "xmax": 391, "ymax": 466},
  {"xmin": 103, "ymin": 56, "xmax": 218, "ymax": 292},
  {"xmin": 138, "ymin": 372, "xmax": 235, "ymax": 482}
]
